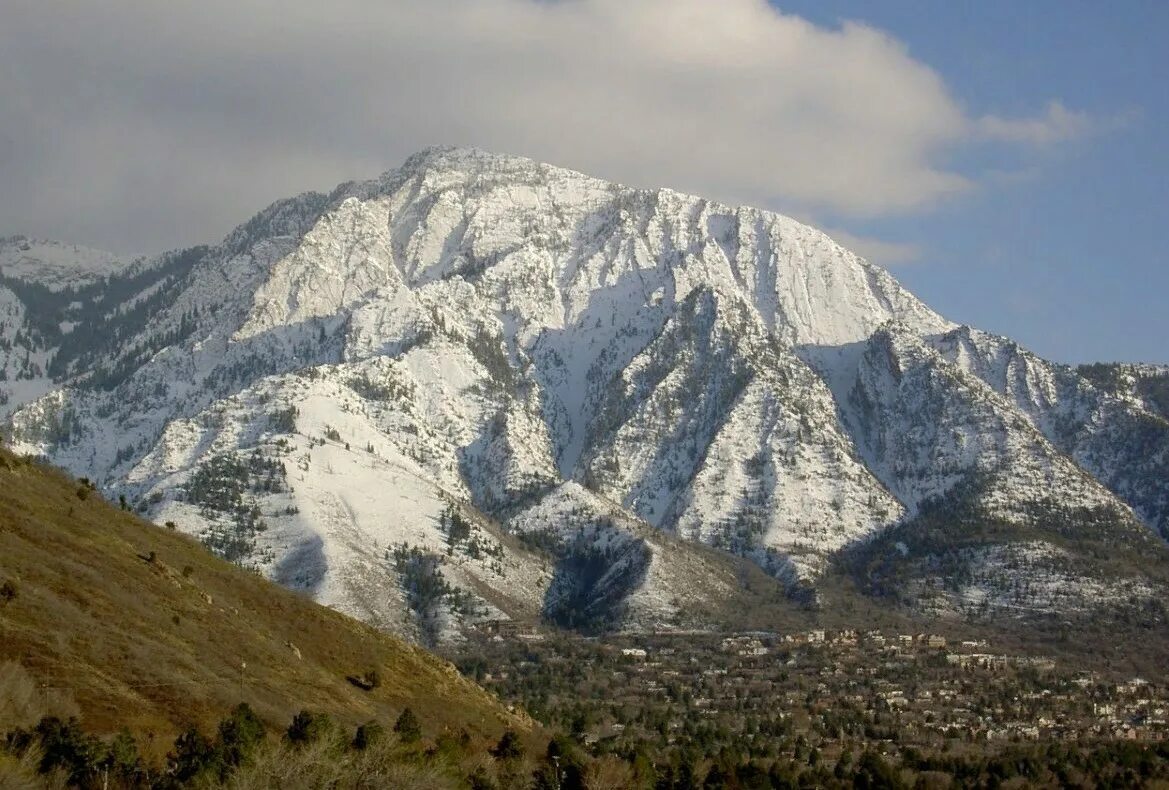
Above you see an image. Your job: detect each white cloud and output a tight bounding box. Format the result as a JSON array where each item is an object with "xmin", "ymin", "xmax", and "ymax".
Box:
[
  {"xmin": 820, "ymin": 228, "xmax": 923, "ymax": 268},
  {"xmin": 0, "ymin": 0, "xmax": 1107, "ymax": 254},
  {"xmin": 976, "ymin": 100, "xmax": 1097, "ymax": 145}
]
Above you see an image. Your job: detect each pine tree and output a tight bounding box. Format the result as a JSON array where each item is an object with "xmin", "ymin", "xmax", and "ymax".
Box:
[{"xmin": 393, "ymin": 708, "xmax": 422, "ymax": 744}]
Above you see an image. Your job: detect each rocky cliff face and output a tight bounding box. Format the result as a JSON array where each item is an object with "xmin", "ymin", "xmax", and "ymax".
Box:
[{"xmin": 3, "ymin": 148, "xmax": 1167, "ymax": 639}]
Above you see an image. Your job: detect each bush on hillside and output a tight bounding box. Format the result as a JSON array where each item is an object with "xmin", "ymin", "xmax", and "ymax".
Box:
[
  {"xmin": 352, "ymin": 721, "xmax": 384, "ymax": 752},
  {"xmin": 393, "ymin": 708, "xmax": 422, "ymax": 744},
  {"xmin": 286, "ymin": 710, "xmax": 335, "ymax": 747}
]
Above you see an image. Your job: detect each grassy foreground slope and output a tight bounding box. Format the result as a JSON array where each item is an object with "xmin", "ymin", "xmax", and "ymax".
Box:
[{"xmin": 0, "ymin": 449, "xmax": 527, "ymax": 746}]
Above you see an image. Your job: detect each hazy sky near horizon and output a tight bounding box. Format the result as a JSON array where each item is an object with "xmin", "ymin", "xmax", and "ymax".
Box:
[{"xmin": 1, "ymin": 0, "xmax": 1165, "ymax": 363}]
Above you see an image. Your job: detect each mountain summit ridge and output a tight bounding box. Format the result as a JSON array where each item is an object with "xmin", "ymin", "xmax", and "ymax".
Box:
[{"xmin": 2, "ymin": 148, "xmax": 1168, "ymax": 639}]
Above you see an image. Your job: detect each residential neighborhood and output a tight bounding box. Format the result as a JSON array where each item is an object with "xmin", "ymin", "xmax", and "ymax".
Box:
[{"xmin": 457, "ymin": 625, "xmax": 1169, "ymax": 761}]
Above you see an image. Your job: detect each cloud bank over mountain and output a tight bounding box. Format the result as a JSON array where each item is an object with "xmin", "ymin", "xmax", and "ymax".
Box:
[{"xmin": 0, "ymin": 0, "xmax": 1099, "ymax": 257}]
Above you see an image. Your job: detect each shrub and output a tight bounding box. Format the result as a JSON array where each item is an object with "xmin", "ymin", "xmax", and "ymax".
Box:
[
  {"xmin": 433, "ymin": 728, "xmax": 472, "ymax": 760},
  {"xmin": 218, "ymin": 702, "xmax": 265, "ymax": 770},
  {"xmin": 34, "ymin": 716, "xmax": 105, "ymax": 787},
  {"xmin": 75, "ymin": 477, "xmax": 96, "ymax": 501},
  {"xmin": 393, "ymin": 708, "xmax": 422, "ymax": 744},
  {"xmin": 353, "ymin": 721, "xmax": 384, "ymax": 751},
  {"xmin": 468, "ymin": 766, "xmax": 498, "ymax": 790},
  {"xmin": 0, "ymin": 745, "xmax": 48, "ymax": 789},
  {"xmin": 586, "ymin": 756, "xmax": 637, "ymax": 790},
  {"xmin": 169, "ymin": 726, "xmax": 223, "ymax": 783},
  {"xmin": 286, "ymin": 710, "xmax": 334, "ymax": 746},
  {"xmin": 0, "ymin": 580, "xmax": 16, "ymax": 605},
  {"xmin": 491, "ymin": 729, "xmax": 524, "ymax": 761},
  {"xmin": 102, "ymin": 729, "xmax": 142, "ymax": 785}
]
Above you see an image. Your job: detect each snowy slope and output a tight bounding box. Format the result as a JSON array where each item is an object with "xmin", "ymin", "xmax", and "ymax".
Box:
[
  {"xmin": 0, "ymin": 236, "xmax": 133, "ymax": 290},
  {"xmin": 928, "ymin": 326, "xmax": 1169, "ymax": 538},
  {"xmin": 4, "ymin": 147, "xmax": 1168, "ymax": 638},
  {"xmin": 0, "ymin": 283, "xmax": 56, "ymax": 418}
]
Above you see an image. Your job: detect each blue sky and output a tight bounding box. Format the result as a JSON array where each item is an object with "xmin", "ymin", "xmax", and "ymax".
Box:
[
  {"xmin": 777, "ymin": 0, "xmax": 1168, "ymax": 363},
  {"xmin": 1, "ymin": 0, "xmax": 1164, "ymax": 364}
]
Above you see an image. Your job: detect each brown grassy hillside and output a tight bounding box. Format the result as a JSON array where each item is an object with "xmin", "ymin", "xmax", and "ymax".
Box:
[{"xmin": 0, "ymin": 449, "xmax": 528, "ymax": 752}]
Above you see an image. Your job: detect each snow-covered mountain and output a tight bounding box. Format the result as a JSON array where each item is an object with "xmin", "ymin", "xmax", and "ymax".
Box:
[
  {"xmin": 3, "ymin": 148, "xmax": 1168, "ymax": 639},
  {"xmin": 0, "ymin": 237, "xmax": 131, "ymax": 410},
  {"xmin": 0, "ymin": 236, "xmax": 136, "ymax": 290}
]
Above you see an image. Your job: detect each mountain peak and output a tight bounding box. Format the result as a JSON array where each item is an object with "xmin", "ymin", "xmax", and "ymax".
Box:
[{"xmin": 3, "ymin": 149, "xmax": 1167, "ymax": 643}]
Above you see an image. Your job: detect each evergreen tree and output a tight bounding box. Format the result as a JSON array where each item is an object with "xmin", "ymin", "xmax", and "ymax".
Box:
[
  {"xmin": 217, "ymin": 702, "xmax": 265, "ymax": 770},
  {"xmin": 286, "ymin": 710, "xmax": 334, "ymax": 746},
  {"xmin": 393, "ymin": 707, "xmax": 422, "ymax": 744},
  {"xmin": 492, "ymin": 728, "xmax": 524, "ymax": 761}
]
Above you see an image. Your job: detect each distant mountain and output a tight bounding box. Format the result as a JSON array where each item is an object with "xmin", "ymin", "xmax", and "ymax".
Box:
[
  {"xmin": 0, "ymin": 446, "xmax": 525, "ymax": 743},
  {"xmin": 2, "ymin": 148, "xmax": 1167, "ymax": 641},
  {"xmin": 0, "ymin": 236, "xmax": 136, "ymax": 290}
]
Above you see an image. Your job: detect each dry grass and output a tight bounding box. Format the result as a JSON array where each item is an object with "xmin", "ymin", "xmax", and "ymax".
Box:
[
  {"xmin": 0, "ymin": 661, "xmax": 79, "ymax": 729},
  {"xmin": 195, "ymin": 724, "xmax": 541, "ymax": 790},
  {"xmin": 584, "ymin": 756, "xmax": 638, "ymax": 790},
  {"xmin": 0, "ymin": 746, "xmax": 65, "ymax": 790},
  {"xmin": 0, "ymin": 449, "xmax": 532, "ymax": 758},
  {"xmin": 219, "ymin": 733, "xmax": 460, "ymax": 790}
]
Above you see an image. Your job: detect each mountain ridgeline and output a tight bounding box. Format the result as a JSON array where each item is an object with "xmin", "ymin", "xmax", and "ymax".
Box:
[{"xmin": 2, "ymin": 148, "xmax": 1168, "ymax": 644}]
